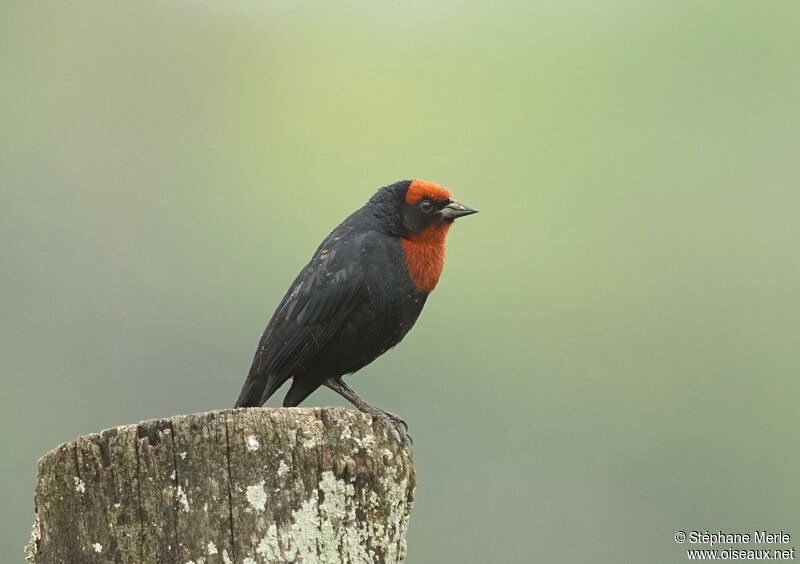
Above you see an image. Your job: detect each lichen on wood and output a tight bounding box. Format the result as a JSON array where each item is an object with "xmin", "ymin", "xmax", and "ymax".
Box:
[{"xmin": 27, "ymin": 407, "xmax": 415, "ymax": 564}]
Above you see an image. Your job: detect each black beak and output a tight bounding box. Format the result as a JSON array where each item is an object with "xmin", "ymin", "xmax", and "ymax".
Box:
[{"xmin": 440, "ymin": 199, "xmax": 479, "ymax": 221}]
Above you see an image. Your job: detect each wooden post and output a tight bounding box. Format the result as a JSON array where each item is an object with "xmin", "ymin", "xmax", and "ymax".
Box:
[{"xmin": 26, "ymin": 407, "xmax": 416, "ymax": 564}]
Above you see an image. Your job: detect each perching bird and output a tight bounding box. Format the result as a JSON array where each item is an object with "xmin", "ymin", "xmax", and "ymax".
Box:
[{"xmin": 234, "ymin": 179, "xmax": 477, "ymax": 445}]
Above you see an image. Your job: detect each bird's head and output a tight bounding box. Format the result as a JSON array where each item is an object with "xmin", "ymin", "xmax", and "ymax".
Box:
[
  {"xmin": 365, "ymin": 179, "xmax": 478, "ymax": 292},
  {"xmin": 367, "ymin": 179, "xmax": 478, "ymax": 238},
  {"xmin": 400, "ymin": 179, "xmax": 478, "ymax": 235}
]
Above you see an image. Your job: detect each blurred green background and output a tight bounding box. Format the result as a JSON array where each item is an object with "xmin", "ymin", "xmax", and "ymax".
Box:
[{"xmin": 2, "ymin": 1, "xmax": 799, "ymax": 562}]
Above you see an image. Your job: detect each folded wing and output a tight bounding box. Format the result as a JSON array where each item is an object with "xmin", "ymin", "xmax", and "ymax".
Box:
[{"xmin": 235, "ymin": 236, "xmax": 367, "ymax": 407}]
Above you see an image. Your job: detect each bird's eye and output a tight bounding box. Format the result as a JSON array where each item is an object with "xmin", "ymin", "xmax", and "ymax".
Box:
[{"xmin": 419, "ymin": 200, "xmax": 434, "ymax": 213}]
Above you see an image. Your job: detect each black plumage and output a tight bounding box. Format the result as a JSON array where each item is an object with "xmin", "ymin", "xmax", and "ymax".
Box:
[{"xmin": 234, "ymin": 179, "xmax": 477, "ymax": 444}]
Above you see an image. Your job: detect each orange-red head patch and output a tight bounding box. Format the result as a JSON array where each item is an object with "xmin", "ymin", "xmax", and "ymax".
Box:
[{"xmin": 405, "ymin": 179, "xmax": 451, "ymax": 204}]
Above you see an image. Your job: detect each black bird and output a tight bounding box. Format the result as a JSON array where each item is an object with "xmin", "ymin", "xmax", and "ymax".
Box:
[{"xmin": 235, "ymin": 179, "xmax": 478, "ymax": 444}]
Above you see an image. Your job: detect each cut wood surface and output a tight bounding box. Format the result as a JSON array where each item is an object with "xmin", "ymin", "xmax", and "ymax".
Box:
[{"xmin": 27, "ymin": 407, "xmax": 416, "ymax": 564}]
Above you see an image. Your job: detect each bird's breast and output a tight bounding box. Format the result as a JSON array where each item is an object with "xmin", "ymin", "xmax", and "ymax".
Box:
[{"xmin": 401, "ymin": 223, "xmax": 451, "ymax": 292}]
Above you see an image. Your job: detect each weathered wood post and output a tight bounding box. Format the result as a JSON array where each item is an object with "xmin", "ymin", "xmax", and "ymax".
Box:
[{"xmin": 26, "ymin": 407, "xmax": 415, "ymax": 564}]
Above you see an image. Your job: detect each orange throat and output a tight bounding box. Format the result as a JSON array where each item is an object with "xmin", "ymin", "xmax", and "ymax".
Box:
[{"xmin": 401, "ymin": 223, "xmax": 451, "ymax": 292}]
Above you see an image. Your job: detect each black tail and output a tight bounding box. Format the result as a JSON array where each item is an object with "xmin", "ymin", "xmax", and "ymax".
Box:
[
  {"xmin": 234, "ymin": 372, "xmax": 288, "ymax": 408},
  {"xmin": 234, "ymin": 378, "xmax": 262, "ymax": 407}
]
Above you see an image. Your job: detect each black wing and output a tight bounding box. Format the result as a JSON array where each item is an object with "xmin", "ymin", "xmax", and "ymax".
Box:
[{"xmin": 235, "ymin": 230, "xmax": 368, "ymax": 407}]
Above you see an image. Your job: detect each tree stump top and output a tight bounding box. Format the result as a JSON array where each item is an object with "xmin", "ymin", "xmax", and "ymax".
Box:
[{"xmin": 27, "ymin": 407, "xmax": 416, "ymax": 564}]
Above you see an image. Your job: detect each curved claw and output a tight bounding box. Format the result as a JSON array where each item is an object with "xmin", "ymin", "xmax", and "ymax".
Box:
[
  {"xmin": 383, "ymin": 411, "xmax": 409, "ymax": 432},
  {"xmin": 376, "ymin": 414, "xmax": 413, "ymax": 447},
  {"xmin": 393, "ymin": 420, "xmax": 413, "ymax": 447}
]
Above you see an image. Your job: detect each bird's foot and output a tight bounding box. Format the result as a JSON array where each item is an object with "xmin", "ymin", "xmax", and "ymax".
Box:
[
  {"xmin": 321, "ymin": 378, "xmax": 412, "ymax": 447},
  {"xmin": 382, "ymin": 411, "xmax": 409, "ymax": 432},
  {"xmin": 375, "ymin": 411, "xmax": 413, "ymax": 448}
]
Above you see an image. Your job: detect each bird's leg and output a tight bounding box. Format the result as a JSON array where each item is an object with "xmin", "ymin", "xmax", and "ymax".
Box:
[{"xmin": 323, "ymin": 377, "xmax": 412, "ymax": 446}]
